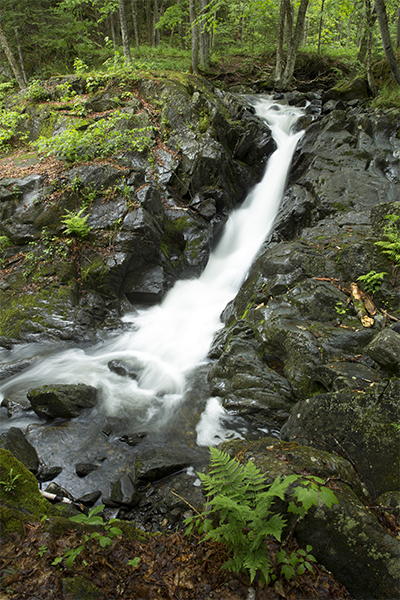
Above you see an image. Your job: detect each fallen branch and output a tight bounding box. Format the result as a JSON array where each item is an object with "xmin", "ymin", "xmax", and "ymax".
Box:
[{"xmin": 350, "ymin": 282, "xmax": 374, "ymax": 327}]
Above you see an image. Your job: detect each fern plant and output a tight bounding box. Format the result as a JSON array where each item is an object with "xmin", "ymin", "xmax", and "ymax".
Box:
[
  {"xmin": 61, "ymin": 208, "xmax": 91, "ymax": 238},
  {"xmin": 185, "ymin": 447, "xmax": 337, "ymax": 585},
  {"xmin": 375, "ymin": 215, "xmax": 400, "ymax": 267}
]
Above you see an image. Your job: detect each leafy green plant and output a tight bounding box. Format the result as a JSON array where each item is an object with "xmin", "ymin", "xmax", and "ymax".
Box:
[
  {"xmin": 185, "ymin": 447, "xmax": 337, "ymax": 585},
  {"xmin": 375, "ymin": 215, "xmax": 400, "ymax": 267},
  {"xmin": 23, "ymin": 79, "xmax": 48, "ymax": 102},
  {"xmin": 0, "ymin": 468, "xmax": 22, "ymax": 493},
  {"xmin": 37, "ymin": 545, "xmax": 48, "ymax": 557},
  {"xmin": 0, "ymin": 109, "xmax": 28, "ymax": 152},
  {"xmin": 335, "ymin": 301, "xmax": 347, "ymax": 315},
  {"xmin": 61, "ymin": 208, "xmax": 91, "ymax": 238},
  {"xmin": 127, "ymin": 557, "xmax": 141, "ymax": 568},
  {"xmin": 357, "ymin": 270, "xmax": 387, "ymax": 295},
  {"xmin": 74, "ymin": 57, "xmax": 89, "ymax": 74},
  {"xmin": 52, "ymin": 505, "xmax": 122, "ymax": 569},
  {"xmin": 276, "ymin": 545, "xmax": 316, "ymax": 579},
  {"xmin": 0, "ymin": 236, "xmax": 12, "ymax": 252},
  {"xmin": 34, "ymin": 110, "xmax": 156, "ymax": 163}
]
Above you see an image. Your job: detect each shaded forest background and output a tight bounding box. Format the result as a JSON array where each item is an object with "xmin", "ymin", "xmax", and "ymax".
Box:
[{"xmin": 0, "ymin": 0, "xmax": 399, "ymax": 99}]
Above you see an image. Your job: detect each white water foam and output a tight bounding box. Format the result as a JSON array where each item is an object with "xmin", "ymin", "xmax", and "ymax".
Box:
[{"xmin": 0, "ymin": 98, "xmax": 304, "ymax": 444}]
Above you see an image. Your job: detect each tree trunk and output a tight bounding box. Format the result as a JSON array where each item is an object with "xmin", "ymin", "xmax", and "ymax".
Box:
[
  {"xmin": 189, "ymin": 0, "xmax": 199, "ymax": 74},
  {"xmin": 374, "ymin": 0, "xmax": 400, "ymax": 85},
  {"xmin": 130, "ymin": 0, "xmax": 140, "ymax": 51},
  {"xmin": 365, "ymin": 0, "xmax": 375, "ymax": 93},
  {"xmin": 199, "ymin": 0, "xmax": 210, "ymax": 69},
  {"xmin": 280, "ymin": 0, "xmax": 309, "ymax": 88},
  {"xmin": 275, "ymin": 0, "xmax": 286, "ymax": 82},
  {"xmin": 118, "ymin": 0, "xmax": 132, "ymax": 62},
  {"xmin": 0, "ymin": 20, "xmax": 26, "ymax": 89},
  {"xmin": 14, "ymin": 27, "xmax": 27, "ymax": 86},
  {"xmin": 152, "ymin": 0, "xmax": 160, "ymax": 46},
  {"xmin": 317, "ymin": 0, "xmax": 325, "ymax": 54}
]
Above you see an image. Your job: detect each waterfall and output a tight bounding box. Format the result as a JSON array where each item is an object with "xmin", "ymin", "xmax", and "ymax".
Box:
[{"xmin": 0, "ymin": 97, "xmax": 304, "ymax": 446}]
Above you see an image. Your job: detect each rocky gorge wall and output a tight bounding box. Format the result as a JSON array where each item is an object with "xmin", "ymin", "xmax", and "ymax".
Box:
[{"xmin": 0, "ymin": 74, "xmax": 399, "ymax": 599}]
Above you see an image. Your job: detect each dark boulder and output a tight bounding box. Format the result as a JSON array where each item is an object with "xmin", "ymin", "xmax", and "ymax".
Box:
[{"xmin": 27, "ymin": 384, "xmax": 98, "ymax": 419}]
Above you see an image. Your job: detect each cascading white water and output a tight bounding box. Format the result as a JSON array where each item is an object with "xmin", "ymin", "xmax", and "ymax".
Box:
[{"xmin": 0, "ymin": 98, "xmax": 304, "ymax": 445}]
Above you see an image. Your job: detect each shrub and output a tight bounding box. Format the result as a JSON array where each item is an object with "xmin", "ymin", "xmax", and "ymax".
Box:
[{"xmin": 34, "ymin": 110, "xmax": 156, "ymax": 163}]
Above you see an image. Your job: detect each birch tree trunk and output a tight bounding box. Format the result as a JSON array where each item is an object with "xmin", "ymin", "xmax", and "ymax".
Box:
[
  {"xmin": 199, "ymin": 0, "xmax": 210, "ymax": 69},
  {"xmin": 275, "ymin": 0, "xmax": 287, "ymax": 82},
  {"xmin": 118, "ymin": 0, "xmax": 132, "ymax": 62},
  {"xmin": 0, "ymin": 20, "xmax": 26, "ymax": 89},
  {"xmin": 189, "ymin": 0, "xmax": 199, "ymax": 74},
  {"xmin": 280, "ymin": 0, "xmax": 309, "ymax": 88},
  {"xmin": 374, "ymin": 0, "xmax": 400, "ymax": 85}
]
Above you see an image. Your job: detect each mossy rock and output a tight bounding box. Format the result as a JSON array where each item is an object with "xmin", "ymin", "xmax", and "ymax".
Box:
[{"xmin": 0, "ymin": 449, "xmax": 60, "ymax": 537}]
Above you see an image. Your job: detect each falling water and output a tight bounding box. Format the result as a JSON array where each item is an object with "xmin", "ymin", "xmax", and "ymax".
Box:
[{"xmin": 0, "ymin": 98, "xmax": 304, "ymax": 449}]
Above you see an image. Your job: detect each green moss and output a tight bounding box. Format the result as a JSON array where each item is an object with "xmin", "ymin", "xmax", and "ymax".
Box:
[
  {"xmin": 0, "ymin": 285, "xmax": 74, "ymax": 341},
  {"xmin": 0, "ymin": 450, "xmax": 60, "ymax": 537}
]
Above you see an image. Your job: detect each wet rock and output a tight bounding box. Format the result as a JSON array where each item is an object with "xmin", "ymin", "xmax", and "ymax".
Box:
[
  {"xmin": 107, "ymin": 360, "xmax": 139, "ymax": 380},
  {"xmin": 75, "ymin": 463, "xmax": 99, "ymax": 478},
  {"xmin": 136, "ymin": 448, "xmax": 193, "ymax": 483},
  {"xmin": 208, "ymin": 338, "xmax": 294, "ymax": 428},
  {"xmin": 37, "ymin": 466, "xmax": 63, "ymax": 482},
  {"xmin": 313, "ymin": 360, "xmax": 382, "ymax": 391},
  {"xmin": 77, "ymin": 491, "xmax": 102, "ymax": 507},
  {"xmin": 108, "ymin": 473, "xmax": 140, "ymax": 508},
  {"xmin": 0, "ymin": 426, "xmax": 40, "ymax": 473},
  {"xmin": 295, "ymin": 484, "xmax": 400, "ymax": 600},
  {"xmin": 0, "ymin": 359, "xmax": 35, "ymax": 381},
  {"xmin": 281, "ymin": 380, "xmax": 400, "ymax": 497},
  {"xmin": 220, "ymin": 438, "xmax": 399, "ymax": 600},
  {"xmin": 366, "ymin": 328, "xmax": 400, "ymax": 375},
  {"xmin": 27, "ymin": 384, "xmax": 98, "ymax": 419},
  {"xmin": 119, "ymin": 433, "xmax": 146, "ymax": 446}
]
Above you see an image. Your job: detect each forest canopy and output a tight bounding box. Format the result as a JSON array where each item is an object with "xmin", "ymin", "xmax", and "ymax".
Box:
[{"xmin": 0, "ymin": 0, "xmax": 399, "ymax": 90}]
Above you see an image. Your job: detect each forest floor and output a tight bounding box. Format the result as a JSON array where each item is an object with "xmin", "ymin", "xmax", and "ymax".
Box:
[{"xmin": 0, "ymin": 522, "xmax": 355, "ymax": 600}]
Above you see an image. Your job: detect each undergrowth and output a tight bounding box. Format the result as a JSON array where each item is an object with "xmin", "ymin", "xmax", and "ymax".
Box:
[{"xmin": 185, "ymin": 446, "xmax": 338, "ymax": 585}]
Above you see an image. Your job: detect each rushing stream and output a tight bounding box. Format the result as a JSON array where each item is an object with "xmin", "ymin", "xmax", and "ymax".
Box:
[{"xmin": 0, "ymin": 97, "xmax": 304, "ymax": 497}]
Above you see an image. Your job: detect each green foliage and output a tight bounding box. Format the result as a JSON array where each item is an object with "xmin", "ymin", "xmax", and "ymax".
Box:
[
  {"xmin": 74, "ymin": 57, "xmax": 89, "ymax": 74},
  {"xmin": 37, "ymin": 545, "xmax": 48, "ymax": 557},
  {"xmin": 61, "ymin": 208, "xmax": 91, "ymax": 238},
  {"xmin": 23, "ymin": 79, "xmax": 49, "ymax": 102},
  {"xmin": 0, "ymin": 468, "xmax": 22, "ymax": 493},
  {"xmin": 357, "ymin": 270, "xmax": 387, "ymax": 295},
  {"xmin": 335, "ymin": 301, "xmax": 347, "ymax": 315},
  {"xmin": 375, "ymin": 215, "xmax": 400, "ymax": 267},
  {"xmin": 0, "ymin": 236, "xmax": 13, "ymax": 252},
  {"xmin": 34, "ymin": 110, "xmax": 156, "ymax": 163},
  {"xmin": 52, "ymin": 504, "xmax": 122, "ymax": 569},
  {"xmin": 0, "ymin": 82, "xmax": 14, "ymax": 105},
  {"xmin": 185, "ymin": 447, "xmax": 337, "ymax": 585},
  {"xmin": 277, "ymin": 545, "xmax": 317, "ymax": 580},
  {"xmin": 127, "ymin": 557, "xmax": 141, "ymax": 568},
  {"xmin": 0, "ymin": 110, "xmax": 28, "ymax": 153}
]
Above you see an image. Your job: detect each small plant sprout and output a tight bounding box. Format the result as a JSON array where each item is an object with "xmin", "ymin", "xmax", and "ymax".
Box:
[
  {"xmin": 0, "ymin": 468, "xmax": 22, "ymax": 493},
  {"xmin": 335, "ymin": 301, "xmax": 347, "ymax": 315},
  {"xmin": 51, "ymin": 505, "xmax": 122, "ymax": 569},
  {"xmin": 127, "ymin": 557, "xmax": 141, "ymax": 568},
  {"xmin": 37, "ymin": 545, "xmax": 48, "ymax": 557},
  {"xmin": 357, "ymin": 271, "xmax": 387, "ymax": 295}
]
